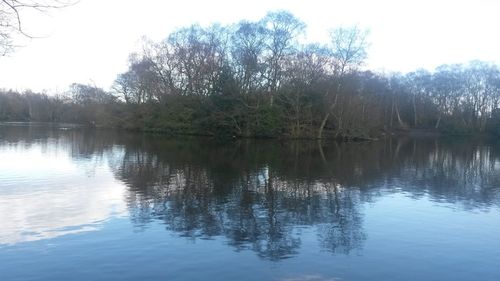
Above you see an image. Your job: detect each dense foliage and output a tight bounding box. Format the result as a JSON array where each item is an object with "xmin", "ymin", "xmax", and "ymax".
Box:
[{"xmin": 2, "ymin": 11, "xmax": 500, "ymax": 138}]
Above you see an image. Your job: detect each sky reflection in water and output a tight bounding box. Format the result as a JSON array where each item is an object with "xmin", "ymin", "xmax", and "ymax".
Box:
[{"xmin": 0, "ymin": 125, "xmax": 499, "ymax": 281}]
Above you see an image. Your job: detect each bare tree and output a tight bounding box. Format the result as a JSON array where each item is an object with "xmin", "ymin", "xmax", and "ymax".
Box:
[
  {"xmin": 0, "ymin": 0, "xmax": 73, "ymax": 55},
  {"xmin": 262, "ymin": 10, "xmax": 305, "ymax": 106},
  {"xmin": 280, "ymin": 43, "xmax": 330, "ymax": 137},
  {"xmin": 317, "ymin": 26, "xmax": 369, "ymax": 139},
  {"xmin": 230, "ymin": 20, "xmax": 267, "ymax": 95}
]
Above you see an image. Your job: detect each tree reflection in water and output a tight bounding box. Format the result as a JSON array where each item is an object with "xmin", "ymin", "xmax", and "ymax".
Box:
[
  {"xmin": 107, "ymin": 135, "xmax": 500, "ymax": 260},
  {"xmin": 2, "ymin": 125, "xmax": 500, "ymax": 260},
  {"xmin": 108, "ymin": 138, "xmax": 368, "ymax": 260}
]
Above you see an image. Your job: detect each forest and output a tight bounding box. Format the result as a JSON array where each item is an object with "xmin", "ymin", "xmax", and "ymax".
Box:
[{"xmin": 1, "ymin": 10, "xmax": 500, "ymax": 139}]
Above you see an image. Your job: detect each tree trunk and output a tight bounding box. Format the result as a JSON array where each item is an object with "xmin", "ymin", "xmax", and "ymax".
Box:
[
  {"xmin": 318, "ymin": 85, "xmax": 340, "ymax": 139},
  {"xmin": 390, "ymin": 99, "xmax": 395, "ymax": 128},
  {"xmin": 318, "ymin": 112, "xmax": 330, "ymax": 139},
  {"xmin": 435, "ymin": 115, "xmax": 441, "ymax": 129},
  {"xmin": 336, "ymin": 108, "xmax": 344, "ymax": 137},
  {"xmin": 395, "ymin": 102, "xmax": 405, "ymax": 127},
  {"xmin": 412, "ymin": 94, "xmax": 418, "ymax": 127},
  {"xmin": 27, "ymin": 100, "xmax": 32, "ymax": 121}
]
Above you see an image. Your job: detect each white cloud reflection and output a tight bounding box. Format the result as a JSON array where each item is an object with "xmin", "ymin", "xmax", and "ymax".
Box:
[{"xmin": 0, "ymin": 143, "xmax": 127, "ymax": 245}]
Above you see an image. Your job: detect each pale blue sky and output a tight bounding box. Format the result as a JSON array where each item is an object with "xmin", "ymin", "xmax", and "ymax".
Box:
[{"xmin": 0, "ymin": 0, "xmax": 499, "ymax": 92}]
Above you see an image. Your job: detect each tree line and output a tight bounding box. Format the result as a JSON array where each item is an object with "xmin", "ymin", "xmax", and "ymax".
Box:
[{"xmin": 2, "ymin": 10, "xmax": 500, "ymax": 138}]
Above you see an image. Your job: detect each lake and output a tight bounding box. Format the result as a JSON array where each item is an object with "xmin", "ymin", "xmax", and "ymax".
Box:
[{"xmin": 1, "ymin": 124, "xmax": 499, "ymax": 281}]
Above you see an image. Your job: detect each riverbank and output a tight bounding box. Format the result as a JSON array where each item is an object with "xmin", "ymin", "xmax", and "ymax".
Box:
[{"xmin": 2, "ymin": 121, "xmax": 497, "ymax": 142}]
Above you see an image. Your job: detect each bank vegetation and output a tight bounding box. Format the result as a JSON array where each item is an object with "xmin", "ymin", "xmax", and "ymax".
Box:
[{"xmin": 2, "ymin": 11, "xmax": 500, "ymax": 138}]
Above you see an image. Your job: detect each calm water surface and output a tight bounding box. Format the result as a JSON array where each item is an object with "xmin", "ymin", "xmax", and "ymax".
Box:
[{"xmin": 1, "ymin": 124, "xmax": 500, "ymax": 281}]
